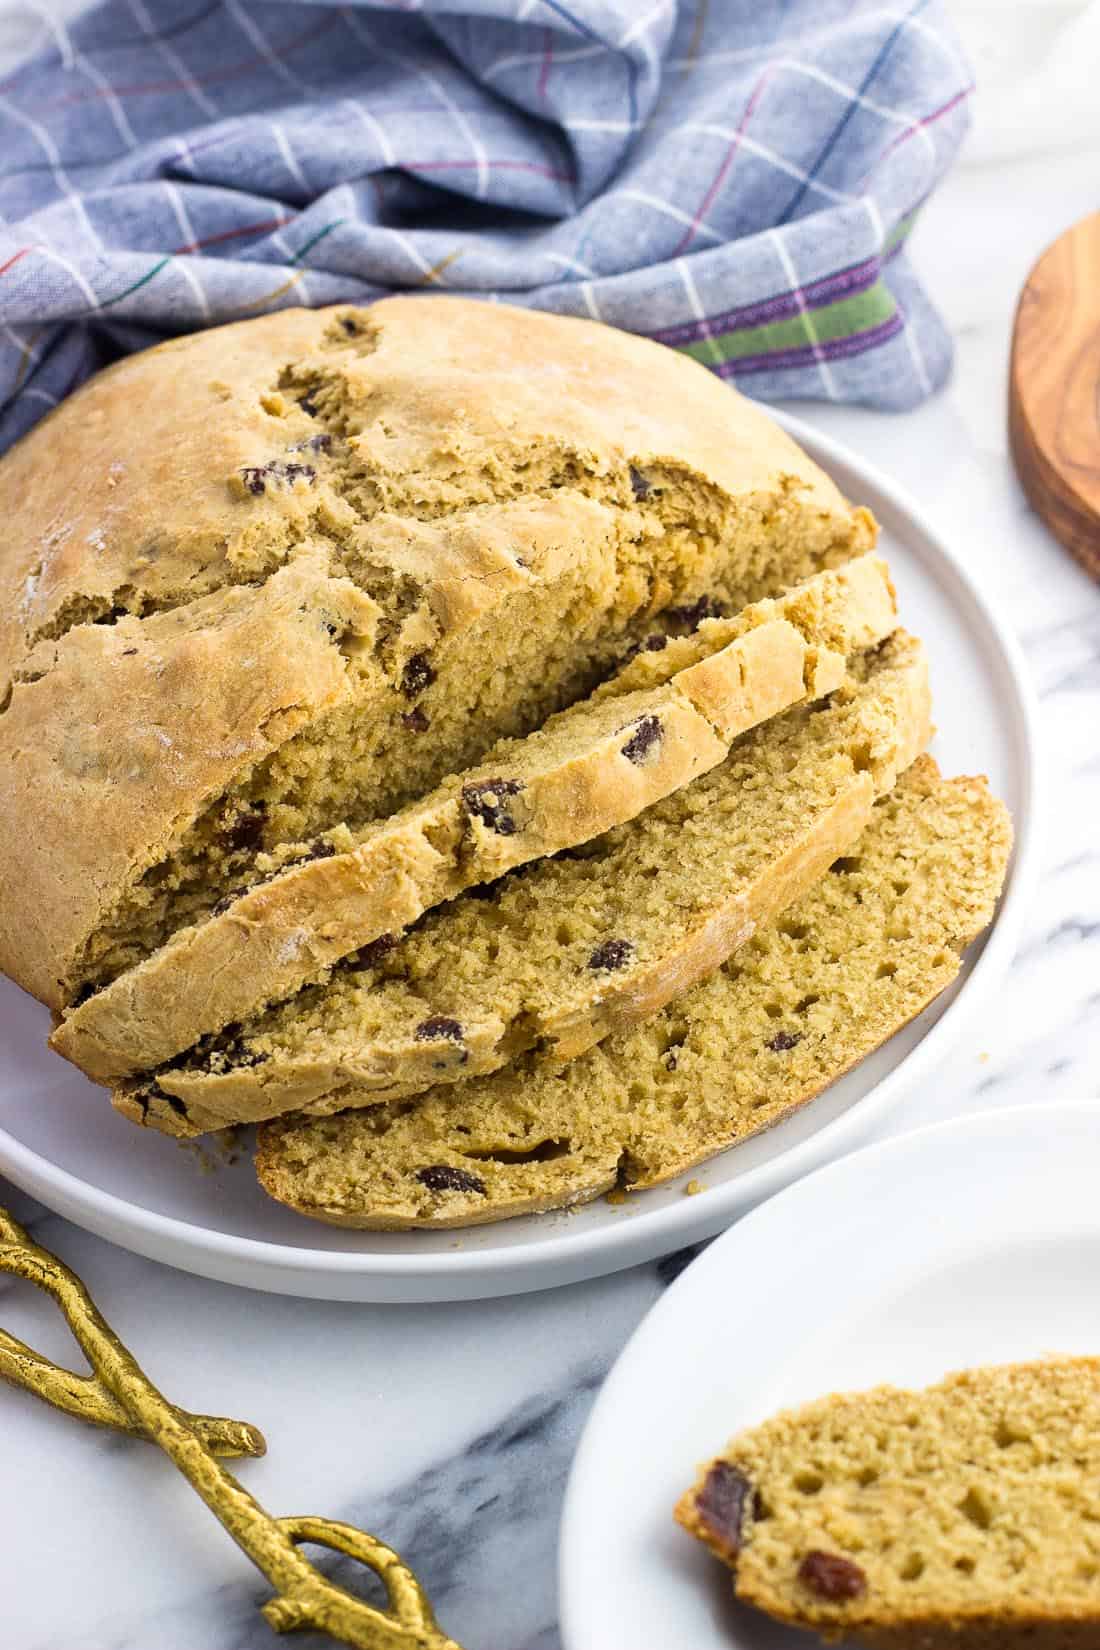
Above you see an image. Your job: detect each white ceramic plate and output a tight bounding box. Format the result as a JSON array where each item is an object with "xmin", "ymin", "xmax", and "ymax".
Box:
[
  {"xmin": 559, "ymin": 1101, "xmax": 1100, "ymax": 1649},
  {"xmin": 0, "ymin": 412, "xmax": 1041, "ymax": 1301}
]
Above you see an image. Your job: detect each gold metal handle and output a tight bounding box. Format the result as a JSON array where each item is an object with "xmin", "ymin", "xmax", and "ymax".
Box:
[
  {"xmin": 0, "ymin": 1324, "xmax": 266, "ymax": 1456},
  {"xmin": 0, "ymin": 1207, "xmax": 464, "ymax": 1649},
  {"xmin": 261, "ymin": 1516, "xmax": 463, "ymax": 1648}
]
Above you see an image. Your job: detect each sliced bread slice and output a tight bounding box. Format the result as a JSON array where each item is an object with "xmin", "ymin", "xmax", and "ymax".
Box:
[
  {"xmin": 675, "ymin": 1357, "xmax": 1100, "ymax": 1649},
  {"xmin": 254, "ymin": 757, "xmax": 1010, "ymax": 1228},
  {"xmin": 54, "ymin": 555, "xmax": 896, "ymax": 1084},
  {"xmin": 133, "ymin": 631, "xmax": 931, "ymax": 1139}
]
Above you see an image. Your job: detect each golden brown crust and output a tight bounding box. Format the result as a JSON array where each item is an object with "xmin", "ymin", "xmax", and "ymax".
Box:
[
  {"xmin": 852, "ymin": 1620, "xmax": 1100, "ymax": 1648},
  {"xmin": 1, "ymin": 297, "xmax": 874, "ymax": 1023},
  {"xmin": 0, "ymin": 554, "xmax": 376, "ymax": 1008},
  {"xmin": 0, "ymin": 292, "xmax": 866, "ymax": 680},
  {"xmin": 0, "ymin": 309, "xmax": 326, "ymax": 685}
]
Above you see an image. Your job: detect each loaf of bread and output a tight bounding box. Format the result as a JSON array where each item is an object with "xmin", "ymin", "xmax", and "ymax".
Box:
[
  {"xmin": 676, "ymin": 1357, "xmax": 1100, "ymax": 1649},
  {"xmin": 51, "ymin": 554, "xmax": 896, "ymax": 1084},
  {"xmin": 0, "ymin": 298, "xmax": 874, "ymax": 1023},
  {"xmin": 254, "ymin": 756, "xmax": 1009, "ymax": 1228},
  {"xmin": 119, "ymin": 629, "xmax": 928, "ymax": 1137}
]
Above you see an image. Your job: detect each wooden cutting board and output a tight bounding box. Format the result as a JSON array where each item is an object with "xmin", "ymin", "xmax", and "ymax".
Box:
[{"xmin": 1009, "ymin": 212, "xmax": 1100, "ymax": 581}]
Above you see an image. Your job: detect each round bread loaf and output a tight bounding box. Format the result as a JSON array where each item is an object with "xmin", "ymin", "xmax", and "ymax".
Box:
[{"xmin": 0, "ymin": 297, "xmax": 874, "ymax": 1017}]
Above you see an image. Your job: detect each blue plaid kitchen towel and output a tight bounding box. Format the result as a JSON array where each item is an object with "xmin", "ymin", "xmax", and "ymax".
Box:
[{"xmin": 0, "ymin": 0, "xmax": 973, "ymax": 452}]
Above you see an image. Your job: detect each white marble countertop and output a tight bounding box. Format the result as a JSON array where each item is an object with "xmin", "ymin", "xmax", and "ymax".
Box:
[{"xmin": 2, "ymin": 6, "xmax": 1099, "ymax": 1648}]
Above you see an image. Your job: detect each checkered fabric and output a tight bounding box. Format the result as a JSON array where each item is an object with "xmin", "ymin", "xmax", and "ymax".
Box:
[{"xmin": 0, "ymin": 0, "xmax": 973, "ymax": 452}]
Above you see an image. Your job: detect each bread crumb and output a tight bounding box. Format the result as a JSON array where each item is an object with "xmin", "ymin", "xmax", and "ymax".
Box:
[
  {"xmin": 684, "ymin": 1178, "xmax": 703, "ymax": 1196},
  {"xmin": 175, "ymin": 1124, "xmax": 248, "ymax": 1173}
]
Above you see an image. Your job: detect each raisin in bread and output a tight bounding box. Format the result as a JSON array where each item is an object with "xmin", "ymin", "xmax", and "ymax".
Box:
[
  {"xmin": 55, "ymin": 554, "xmax": 895, "ymax": 1083},
  {"xmin": 135, "ymin": 632, "xmax": 930, "ymax": 1139},
  {"xmin": 0, "ymin": 298, "xmax": 874, "ymax": 1020},
  {"xmin": 676, "ymin": 1357, "xmax": 1100, "ymax": 1650},
  {"xmin": 254, "ymin": 757, "xmax": 1009, "ymax": 1228}
]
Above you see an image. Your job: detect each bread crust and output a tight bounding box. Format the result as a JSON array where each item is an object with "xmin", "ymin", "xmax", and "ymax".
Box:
[{"xmin": 1, "ymin": 555, "xmax": 374, "ymax": 1007}]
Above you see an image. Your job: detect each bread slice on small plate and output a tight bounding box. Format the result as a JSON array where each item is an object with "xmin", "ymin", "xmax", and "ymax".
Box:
[{"xmin": 677, "ymin": 1357, "xmax": 1100, "ymax": 1648}]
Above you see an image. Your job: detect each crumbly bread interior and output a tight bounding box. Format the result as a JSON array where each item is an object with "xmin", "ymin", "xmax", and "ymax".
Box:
[
  {"xmin": 676, "ymin": 1358, "xmax": 1100, "ymax": 1648},
  {"xmin": 55, "ymin": 553, "xmax": 895, "ymax": 1089},
  {"xmin": 253, "ymin": 755, "xmax": 1008, "ymax": 1229},
  {"xmin": 69, "ymin": 316, "xmax": 866, "ymax": 1001},
  {"xmin": 137, "ymin": 631, "xmax": 927, "ymax": 1133},
  {"xmin": 82, "ymin": 553, "xmax": 889, "ymax": 1091},
  {"xmin": 193, "ymin": 547, "xmax": 899, "ymax": 893}
]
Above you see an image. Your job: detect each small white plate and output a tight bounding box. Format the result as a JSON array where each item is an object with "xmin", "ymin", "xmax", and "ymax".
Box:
[
  {"xmin": 0, "ymin": 412, "xmax": 1041, "ymax": 1301},
  {"xmin": 559, "ymin": 1101, "xmax": 1100, "ymax": 1649}
]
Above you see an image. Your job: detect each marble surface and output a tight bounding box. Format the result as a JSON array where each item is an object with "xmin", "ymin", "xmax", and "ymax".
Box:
[{"xmin": 2, "ymin": 6, "xmax": 1100, "ymax": 1648}]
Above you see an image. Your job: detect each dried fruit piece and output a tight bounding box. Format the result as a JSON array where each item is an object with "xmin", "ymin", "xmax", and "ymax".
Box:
[
  {"xmin": 299, "ymin": 839, "xmax": 336, "ymax": 864},
  {"xmin": 355, "ymin": 933, "xmax": 399, "ymax": 970},
  {"xmin": 620, "ymin": 714, "xmax": 663, "ymax": 765},
  {"xmin": 766, "ymin": 1030, "xmax": 802, "ymax": 1052},
  {"xmin": 402, "ymin": 707, "xmax": 430, "ymax": 734},
  {"xmin": 239, "ymin": 461, "xmax": 316, "ymax": 495},
  {"xmin": 588, "ymin": 938, "xmax": 635, "ymax": 972},
  {"xmin": 798, "ymin": 1550, "xmax": 867, "ymax": 1600},
  {"xmin": 415, "ymin": 1016, "xmax": 464, "ymax": 1044},
  {"xmin": 416, "ymin": 1164, "xmax": 486, "ymax": 1195},
  {"xmin": 222, "ymin": 807, "xmax": 265, "ymax": 853},
  {"xmin": 401, "ymin": 653, "xmax": 436, "ymax": 698},
  {"xmin": 695, "ymin": 1462, "xmax": 754, "ymax": 1557},
  {"xmin": 462, "ymin": 778, "xmax": 523, "ymax": 836},
  {"xmin": 667, "ymin": 595, "xmax": 725, "ymax": 632}
]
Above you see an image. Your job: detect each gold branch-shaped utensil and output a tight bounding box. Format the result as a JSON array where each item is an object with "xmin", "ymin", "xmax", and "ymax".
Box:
[
  {"xmin": 0, "ymin": 1319, "xmax": 267, "ymax": 1455},
  {"xmin": 0, "ymin": 1207, "xmax": 464, "ymax": 1650}
]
